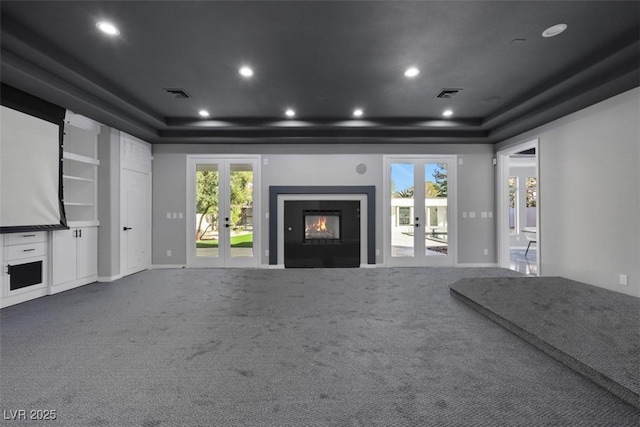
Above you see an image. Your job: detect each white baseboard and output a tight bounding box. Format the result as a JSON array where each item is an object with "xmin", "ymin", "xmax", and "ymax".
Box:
[
  {"xmin": 1, "ymin": 287, "xmax": 48, "ymax": 309},
  {"xmin": 454, "ymin": 262, "xmax": 499, "ymax": 268},
  {"xmin": 49, "ymin": 276, "xmax": 98, "ymax": 295},
  {"xmin": 151, "ymin": 264, "xmax": 186, "ymax": 269},
  {"xmin": 98, "ymin": 274, "xmax": 122, "ymax": 282},
  {"xmin": 360, "ymin": 263, "xmax": 378, "ymax": 268}
]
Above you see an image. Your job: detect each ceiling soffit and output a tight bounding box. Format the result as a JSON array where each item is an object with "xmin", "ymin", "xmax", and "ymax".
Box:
[{"xmin": 1, "ymin": 4, "xmax": 638, "ymax": 145}]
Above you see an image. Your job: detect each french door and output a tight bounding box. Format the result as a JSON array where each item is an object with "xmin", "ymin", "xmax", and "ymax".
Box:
[
  {"xmin": 187, "ymin": 156, "xmax": 259, "ymax": 268},
  {"xmin": 385, "ymin": 155, "xmax": 456, "ymax": 266}
]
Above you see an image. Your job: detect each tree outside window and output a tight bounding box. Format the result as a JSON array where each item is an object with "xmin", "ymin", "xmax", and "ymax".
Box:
[{"xmin": 526, "ymin": 177, "xmax": 537, "ymax": 207}]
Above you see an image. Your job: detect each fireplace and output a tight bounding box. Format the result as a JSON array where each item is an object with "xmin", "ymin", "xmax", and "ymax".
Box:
[
  {"xmin": 269, "ymin": 186, "xmax": 375, "ymax": 266},
  {"xmin": 304, "ymin": 211, "xmax": 340, "ymax": 241},
  {"xmin": 284, "ymin": 201, "xmax": 360, "ymax": 267}
]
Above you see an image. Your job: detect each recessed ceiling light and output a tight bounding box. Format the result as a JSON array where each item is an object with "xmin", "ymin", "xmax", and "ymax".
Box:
[
  {"xmin": 404, "ymin": 67, "xmax": 420, "ymax": 78},
  {"xmin": 96, "ymin": 21, "xmax": 120, "ymax": 36},
  {"xmin": 239, "ymin": 66, "xmax": 254, "ymax": 78},
  {"xmin": 442, "ymin": 110, "xmax": 453, "ymax": 118},
  {"xmin": 285, "ymin": 108, "xmax": 296, "ymax": 118},
  {"xmin": 353, "ymin": 108, "xmax": 364, "ymax": 118},
  {"xmin": 542, "ymin": 23, "xmax": 567, "ymax": 38},
  {"xmin": 198, "ymin": 110, "xmax": 210, "ymax": 118}
]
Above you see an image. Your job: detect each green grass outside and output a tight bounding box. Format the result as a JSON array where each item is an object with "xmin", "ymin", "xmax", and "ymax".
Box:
[{"xmin": 197, "ymin": 233, "xmax": 253, "ymax": 248}]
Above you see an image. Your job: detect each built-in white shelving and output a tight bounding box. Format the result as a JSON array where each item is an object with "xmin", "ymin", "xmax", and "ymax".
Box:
[
  {"xmin": 63, "ymin": 151, "xmax": 100, "ymax": 165},
  {"xmin": 63, "ymin": 174, "xmax": 94, "ymax": 183},
  {"xmin": 50, "ymin": 111, "xmax": 101, "ymax": 298},
  {"xmin": 62, "ymin": 112, "xmax": 100, "ymax": 227}
]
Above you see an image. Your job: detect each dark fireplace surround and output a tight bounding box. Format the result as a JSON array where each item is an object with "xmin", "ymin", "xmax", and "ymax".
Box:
[
  {"xmin": 284, "ymin": 200, "xmax": 360, "ymax": 268},
  {"xmin": 269, "ymin": 186, "xmax": 376, "ymax": 267}
]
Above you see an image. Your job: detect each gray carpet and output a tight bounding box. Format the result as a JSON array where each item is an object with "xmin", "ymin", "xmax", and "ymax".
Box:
[
  {"xmin": 449, "ymin": 276, "xmax": 640, "ymax": 409},
  {"xmin": 2, "ymin": 268, "xmax": 640, "ymax": 426}
]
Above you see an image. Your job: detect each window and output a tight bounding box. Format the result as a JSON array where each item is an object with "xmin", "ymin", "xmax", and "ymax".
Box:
[
  {"xmin": 398, "ymin": 207, "xmax": 411, "ymax": 226},
  {"xmin": 526, "ymin": 177, "xmax": 537, "ymax": 228},
  {"xmin": 509, "ymin": 177, "xmax": 518, "ymax": 233},
  {"xmin": 526, "ymin": 177, "xmax": 537, "ymax": 207}
]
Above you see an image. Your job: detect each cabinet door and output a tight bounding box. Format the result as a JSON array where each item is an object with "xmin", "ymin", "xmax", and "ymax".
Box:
[
  {"xmin": 52, "ymin": 229, "xmax": 77, "ymax": 286},
  {"xmin": 76, "ymin": 227, "xmax": 98, "ymax": 281}
]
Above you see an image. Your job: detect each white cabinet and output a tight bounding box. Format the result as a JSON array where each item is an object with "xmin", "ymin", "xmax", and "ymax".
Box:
[
  {"xmin": 63, "ymin": 111, "xmax": 100, "ymax": 226},
  {"xmin": 1, "ymin": 232, "xmax": 49, "ymax": 308},
  {"xmin": 51, "ymin": 227, "xmax": 98, "ymax": 294}
]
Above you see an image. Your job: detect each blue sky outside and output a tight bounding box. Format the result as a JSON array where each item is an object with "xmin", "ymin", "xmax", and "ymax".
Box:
[{"xmin": 391, "ymin": 163, "xmax": 447, "ymax": 192}]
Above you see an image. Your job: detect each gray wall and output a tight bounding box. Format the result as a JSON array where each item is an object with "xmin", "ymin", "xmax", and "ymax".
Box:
[
  {"xmin": 260, "ymin": 154, "xmax": 381, "ymax": 264},
  {"xmin": 455, "ymin": 150, "xmax": 497, "ymax": 263},
  {"xmin": 97, "ymin": 127, "xmax": 121, "ymax": 279},
  {"xmin": 497, "ymin": 87, "xmax": 640, "ymax": 297},
  {"xmin": 152, "ymin": 144, "xmax": 497, "ymax": 266}
]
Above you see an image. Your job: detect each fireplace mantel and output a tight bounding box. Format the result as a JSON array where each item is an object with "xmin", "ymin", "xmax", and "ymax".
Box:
[{"xmin": 268, "ymin": 186, "xmax": 375, "ymax": 266}]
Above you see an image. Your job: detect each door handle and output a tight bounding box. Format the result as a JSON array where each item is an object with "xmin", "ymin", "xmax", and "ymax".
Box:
[
  {"xmin": 123, "ymin": 227, "xmax": 132, "ymax": 231},
  {"xmin": 78, "ymin": 229, "xmax": 82, "ymax": 238}
]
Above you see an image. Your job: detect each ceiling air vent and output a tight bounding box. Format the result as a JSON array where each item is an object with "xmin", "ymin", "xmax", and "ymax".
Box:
[
  {"xmin": 163, "ymin": 88, "xmax": 191, "ymax": 99},
  {"xmin": 436, "ymin": 88, "xmax": 462, "ymax": 99}
]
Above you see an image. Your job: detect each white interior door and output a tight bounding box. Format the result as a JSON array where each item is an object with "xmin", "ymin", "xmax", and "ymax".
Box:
[
  {"xmin": 187, "ymin": 157, "xmax": 259, "ymax": 268},
  {"xmin": 121, "ymin": 169, "xmax": 151, "ymax": 276},
  {"xmin": 385, "ymin": 156, "xmax": 455, "ymax": 267}
]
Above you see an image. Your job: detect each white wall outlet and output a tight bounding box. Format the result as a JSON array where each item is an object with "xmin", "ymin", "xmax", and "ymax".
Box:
[
  {"xmin": 172, "ymin": 212, "xmax": 177, "ymax": 219},
  {"xmin": 488, "ymin": 211, "xmax": 493, "ymax": 218},
  {"xmin": 462, "ymin": 212, "xmax": 467, "ymax": 218},
  {"xmin": 492, "ymin": 158, "xmax": 497, "ymax": 165},
  {"xmin": 481, "ymin": 212, "xmax": 487, "ymax": 219},
  {"xmin": 178, "ymin": 212, "xmax": 183, "ymax": 219},
  {"xmin": 166, "ymin": 212, "xmax": 171, "ymax": 219},
  {"xmin": 469, "ymin": 212, "xmax": 476, "ymax": 218},
  {"xmin": 265, "ymin": 212, "xmax": 269, "ymax": 219},
  {"xmin": 263, "ymin": 158, "xmax": 268, "ymax": 165},
  {"xmin": 376, "ymin": 249, "xmax": 380, "ymax": 256},
  {"xmin": 483, "ymin": 248, "xmax": 488, "ymax": 256},
  {"xmin": 265, "ymin": 250, "xmax": 269, "ymax": 257},
  {"xmin": 167, "ymin": 250, "xmax": 172, "ymax": 257},
  {"xmin": 619, "ymin": 274, "xmax": 628, "ymax": 286}
]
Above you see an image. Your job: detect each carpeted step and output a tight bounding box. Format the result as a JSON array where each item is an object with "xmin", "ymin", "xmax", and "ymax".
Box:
[{"xmin": 450, "ymin": 277, "xmax": 640, "ymax": 409}]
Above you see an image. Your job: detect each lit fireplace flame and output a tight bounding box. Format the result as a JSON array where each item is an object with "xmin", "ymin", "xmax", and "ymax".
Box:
[{"xmin": 306, "ymin": 216, "xmax": 328, "ymax": 233}]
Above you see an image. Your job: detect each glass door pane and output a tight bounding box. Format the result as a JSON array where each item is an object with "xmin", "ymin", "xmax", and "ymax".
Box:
[
  {"xmin": 390, "ymin": 163, "xmax": 415, "ymax": 257},
  {"xmin": 195, "ymin": 163, "xmax": 220, "ymax": 259},
  {"xmin": 228, "ymin": 163, "xmax": 254, "ymax": 259},
  {"xmin": 424, "ymin": 163, "xmax": 448, "ymax": 256}
]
